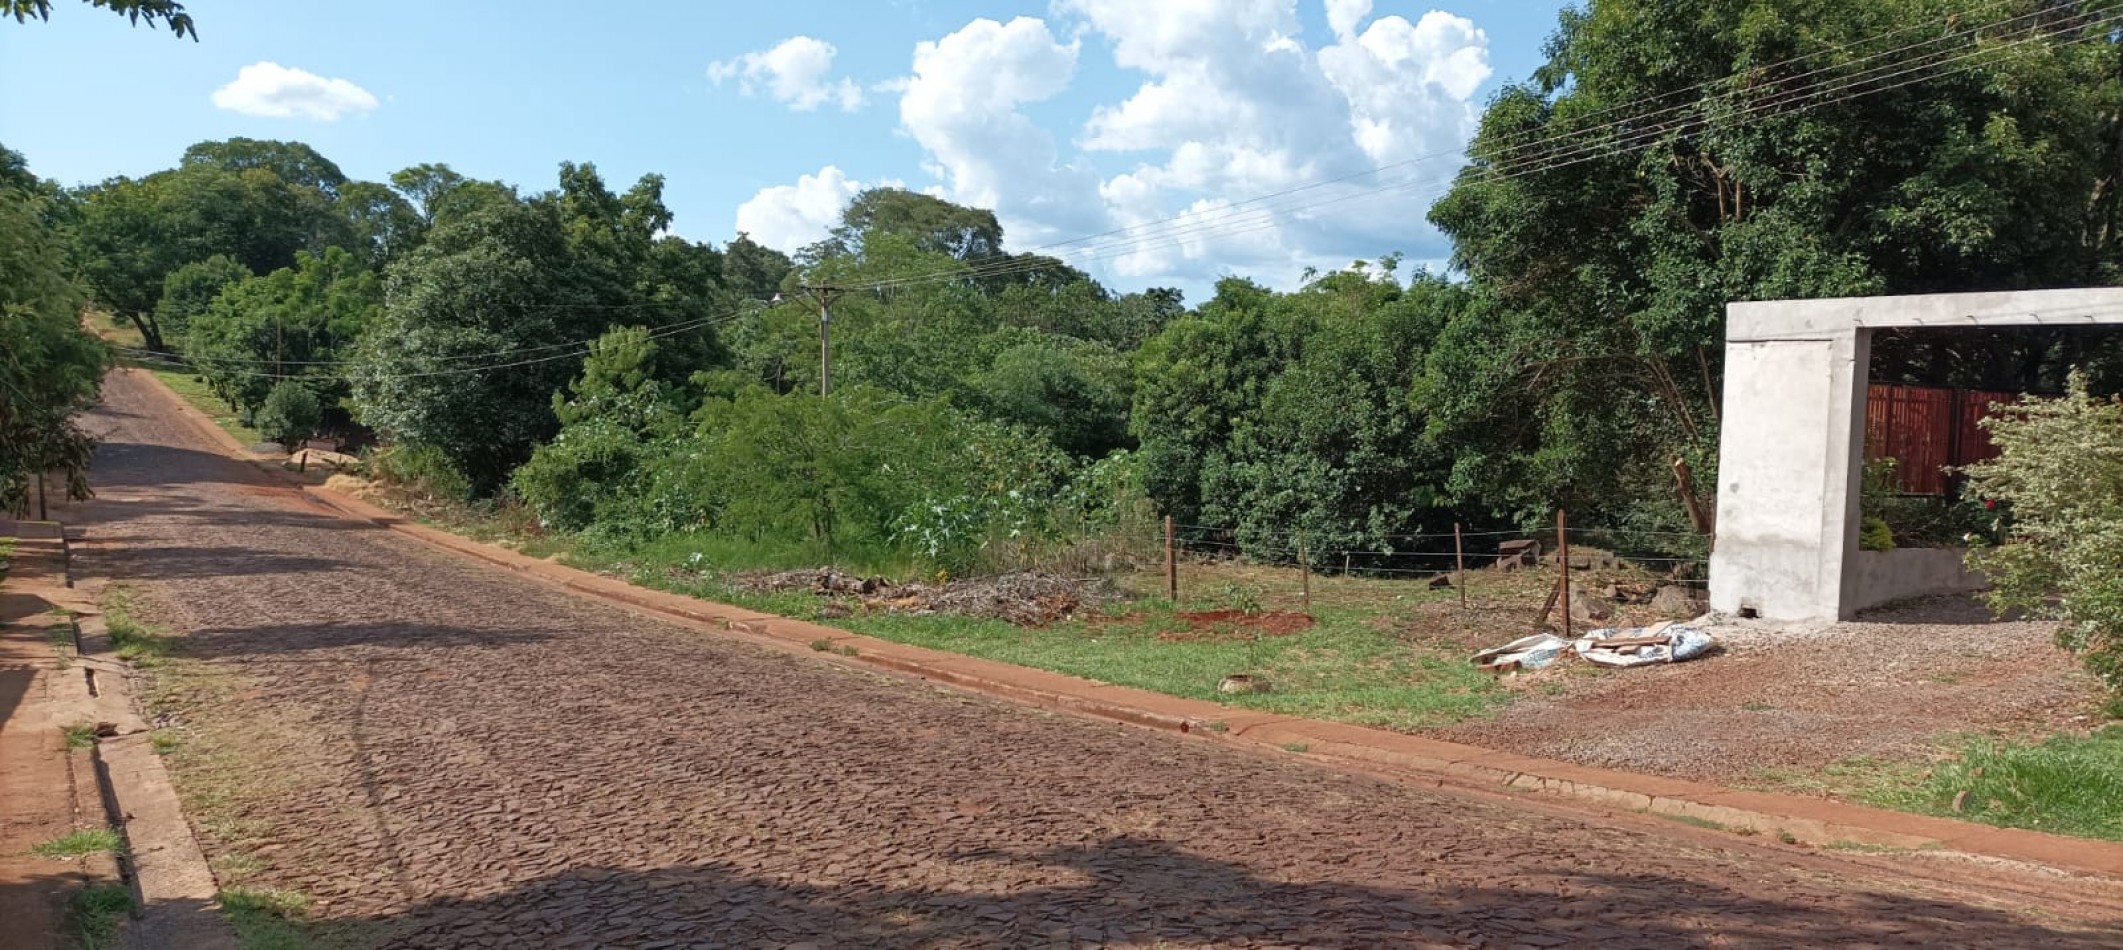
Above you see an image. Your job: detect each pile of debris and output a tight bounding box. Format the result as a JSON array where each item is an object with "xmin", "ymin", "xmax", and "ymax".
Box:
[
  {"xmin": 736, "ymin": 568, "xmax": 1108, "ymax": 626},
  {"xmin": 1473, "ymin": 621, "xmax": 1717, "ymax": 673}
]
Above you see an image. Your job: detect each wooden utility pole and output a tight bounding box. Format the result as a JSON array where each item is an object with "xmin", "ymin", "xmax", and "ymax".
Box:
[
  {"xmin": 1297, "ymin": 531, "xmax": 1311, "ymax": 614},
  {"xmin": 1454, "ymin": 523, "xmax": 1467, "ymax": 610},
  {"xmin": 1164, "ymin": 516, "xmax": 1178, "ymax": 602},
  {"xmin": 793, "ymin": 284, "xmax": 846, "ymax": 397},
  {"xmin": 1556, "ymin": 510, "xmax": 1572, "ymax": 642}
]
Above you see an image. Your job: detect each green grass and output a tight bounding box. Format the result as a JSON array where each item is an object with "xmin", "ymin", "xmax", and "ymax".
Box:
[
  {"xmin": 1866, "ymin": 728, "xmax": 2123, "ymax": 841},
  {"xmin": 102, "ymin": 587, "xmax": 170, "ymax": 666},
  {"xmin": 62, "ymin": 722, "xmax": 98, "ymax": 750},
  {"xmin": 216, "ymin": 887, "xmax": 314, "ymax": 950},
  {"xmin": 610, "ymin": 542, "xmax": 1503, "ymax": 732},
  {"xmin": 33, "ymin": 827, "xmax": 126, "ymax": 859},
  {"xmin": 68, "ymin": 883, "xmax": 135, "ymax": 949},
  {"xmin": 150, "ymin": 731, "xmax": 182, "ymax": 755}
]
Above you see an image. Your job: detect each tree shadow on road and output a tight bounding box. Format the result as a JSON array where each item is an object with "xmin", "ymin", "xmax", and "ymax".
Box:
[
  {"xmin": 170, "ymin": 620, "xmax": 558, "ymax": 662},
  {"xmin": 289, "ymin": 834, "xmax": 2120, "ymax": 949}
]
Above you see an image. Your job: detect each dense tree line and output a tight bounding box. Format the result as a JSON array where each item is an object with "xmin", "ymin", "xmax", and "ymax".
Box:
[{"xmin": 24, "ymin": 0, "xmax": 2123, "ymax": 573}]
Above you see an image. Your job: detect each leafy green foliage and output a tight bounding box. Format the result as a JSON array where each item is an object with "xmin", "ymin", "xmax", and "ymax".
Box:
[
  {"xmin": 512, "ymin": 327, "xmax": 683, "ymax": 531},
  {"xmin": 1965, "ymin": 373, "xmax": 2123, "ymax": 703},
  {"xmin": 74, "ymin": 156, "xmax": 353, "ymax": 350},
  {"xmin": 1425, "ymin": 0, "xmax": 2123, "ymax": 527},
  {"xmin": 4, "ymin": 0, "xmax": 195, "ymax": 38},
  {"xmin": 353, "ymin": 163, "xmax": 740, "ymax": 494},
  {"xmin": 185, "ymin": 247, "xmax": 377, "ymax": 414},
  {"xmin": 253, "ymin": 380, "xmax": 321, "ymax": 448},
  {"xmin": 1133, "ymin": 267, "xmax": 1476, "ymax": 560},
  {"xmin": 0, "ymin": 155, "xmax": 108, "ymax": 514},
  {"xmin": 152, "ymin": 253, "xmax": 247, "ymax": 345}
]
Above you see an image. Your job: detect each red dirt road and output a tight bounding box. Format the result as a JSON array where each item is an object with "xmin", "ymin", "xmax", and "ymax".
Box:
[{"xmin": 61, "ymin": 368, "xmax": 2123, "ymax": 948}]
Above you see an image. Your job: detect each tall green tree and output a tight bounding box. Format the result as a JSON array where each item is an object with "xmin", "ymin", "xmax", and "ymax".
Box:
[
  {"xmin": 74, "ymin": 159, "xmax": 352, "ymax": 350},
  {"xmin": 1425, "ymin": 0, "xmax": 2123, "ymax": 528},
  {"xmin": 186, "ymin": 246, "xmax": 379, "ymax": 414},
  {"xmin": 0, "ymin": 157, "xmax": 108, "ymax": 514}
]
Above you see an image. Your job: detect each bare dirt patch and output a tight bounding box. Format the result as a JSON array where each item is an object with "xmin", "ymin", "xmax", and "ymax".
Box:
[{"xmin": 1427, "ymin": 594, "xmax": 2107, "ymax": 784}]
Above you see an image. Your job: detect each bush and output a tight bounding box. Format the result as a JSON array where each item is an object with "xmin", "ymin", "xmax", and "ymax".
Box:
[
  {"xmin": 253, "ymin": 380, "xmax": 322, "ymax": 448},
  {"xmin": 1964, "ymin": 372, "xmax": 2123, "ymax": 707},
  {"xmin": 366, "ymin": 442, "xmax": 471, "ymax": 503}
]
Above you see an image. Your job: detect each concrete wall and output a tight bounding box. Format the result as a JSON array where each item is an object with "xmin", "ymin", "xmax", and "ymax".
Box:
[
  {"xmin": 1707, "ymin": 333, "xmax": 1869, "ymax": 621},
  {"xmin": 1848, "ymin": 548, "xmax": 1988, "ymax": 613},
  {"xmin": 1710, "ymin": 287, "xmax": 2123, "ymax": 623}
]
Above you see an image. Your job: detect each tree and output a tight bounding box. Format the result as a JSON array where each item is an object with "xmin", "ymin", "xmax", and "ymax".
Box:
[
  {"xmin": 0, "ymin": 162, "xmax": 108, "ymax": 515},
  {"xmin": 151, "ymin": 253, "xmax": 246, "ymax": 344},
  {"xmin": 1425, "ymin": 0, "xmax": 2123, "ymax": 528},
  {"xmin": 183, "ymin": 138, "xmax": 348, "ymax": 197},
  {"xmin": 351, "ymin": 195, "xmax": 617, "ymax": 493},
  {"xmin": 820, "ymin": 188, "xmax": 1005, "ymax": 262},
  {"xmin": 335, "ymin": 180, "xmax": 426, "ymax": 269},
  {"xmin": 75, "ymin": 160, "xmax": 353, "ymax": 350},
  {"xmin": 4, "ymin": 0, "xmax": 195, "ymax": 38},
  {"xmin": 512, "ymin": 327, "xmax": 683, "ymax": 531},
  {"xmin": 186, "ymin": 246, "xmax": 379, "ymax": 414},
  {"xmin": 253, "ymin": 380, "xmax": 322, "ymax": 449}
]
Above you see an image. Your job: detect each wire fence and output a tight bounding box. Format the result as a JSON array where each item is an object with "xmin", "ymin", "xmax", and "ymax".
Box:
[{"xmin": 1006, "ymin": 511, "xmax": 1716, "ymax": 633}]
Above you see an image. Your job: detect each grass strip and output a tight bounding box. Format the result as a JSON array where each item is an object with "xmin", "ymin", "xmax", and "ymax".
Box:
[
  {"xmin": 33, "ymin": 827, "xmax": 126, "ymax": 859},
  {"xmin": 1870, "ymin": 727, "xmax": 2123, "ymax": 841}
]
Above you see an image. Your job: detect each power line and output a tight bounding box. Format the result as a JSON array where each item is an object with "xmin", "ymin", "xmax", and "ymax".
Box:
[{"xmin": 861, "ymin": 5, "xmax": 2117, "ymax": 290}]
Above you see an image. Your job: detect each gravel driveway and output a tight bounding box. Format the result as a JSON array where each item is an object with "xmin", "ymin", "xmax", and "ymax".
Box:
[{"xmin": 60, "ymin": 369, "xmax": 2123, "ymax": 948}]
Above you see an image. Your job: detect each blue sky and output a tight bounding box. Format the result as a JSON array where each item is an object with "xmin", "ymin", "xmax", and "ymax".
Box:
[{"xmin": 1, "ymin": 0, "xmax": 1574, "ymax": 296}]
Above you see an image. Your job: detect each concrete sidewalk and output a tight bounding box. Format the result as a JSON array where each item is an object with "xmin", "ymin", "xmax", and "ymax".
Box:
[
  {"xmin": 135, "ymin": 367, "xmax": 2123, "ymax": 885},
  {"xmin": 0, "ymin": 525, "xmax": 119, "ymax": 950}
]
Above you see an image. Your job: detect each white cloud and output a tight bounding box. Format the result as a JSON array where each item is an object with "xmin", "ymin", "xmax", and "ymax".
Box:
[
  {"xmin": 1051, "ymin": 1, "xmax": 1489, "ymax": 286},
  {"xmin": 710, "ymin": 36, "xmax": 865, "ymax": 112},
  {"xmin": 1319, "ymin": 10, "xmax": 1491, "ymax": 165},
  {"xmin": 1325, "ymin": 0, "xmax": 1373, "ymax": 39},
  {"xmin": 859, "ymin": 3, "xmax": 1492, "ymax": 291},
  {"xmin": 734, "ymin": 165, "xmax": 870, "ymax": 253},
  {"xmin": 893, "ymin": 16, "xmax": 1107, "ymax": 244},
  {"xmin": 210, "ymin": 62, "xmax": 378, "ymax": 121}
]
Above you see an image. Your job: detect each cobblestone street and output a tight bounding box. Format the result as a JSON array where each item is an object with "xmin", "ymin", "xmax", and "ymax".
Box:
[{"xmin": 68, "ymin": 369, "xmax": 2123, "ymax": 948}]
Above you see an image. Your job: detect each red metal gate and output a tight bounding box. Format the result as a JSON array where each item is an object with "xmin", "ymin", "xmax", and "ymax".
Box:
[{"xmin": 1864, "ymin": 384, "xmax": 2018, "ymax": 495}]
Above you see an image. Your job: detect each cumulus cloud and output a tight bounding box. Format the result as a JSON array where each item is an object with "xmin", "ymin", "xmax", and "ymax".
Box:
[
  {"xmin": 710, "ymin": 36, "xmax": 865, "ymax": 112},
  {"xmin": 863, "ymin": 3, "xmax": 1492, "ymax": 289},
  {"xmin": 210, "ymin": 62, "xmax": 378, "ymax": 121},
  {"xmin": 1319, "ymin": 10, "xmax": 1491, "ymax": 165},
  {"xmin": 734, "ymin": 165, "xmax": 871, "ymax": 253},
  {"xmin": 894, "ymin": 15, "xmax": 1104, "ymax": 241},
  {"xmin": 1057, "ymin": 0, "xmax": 1489, "ymax": 285}
]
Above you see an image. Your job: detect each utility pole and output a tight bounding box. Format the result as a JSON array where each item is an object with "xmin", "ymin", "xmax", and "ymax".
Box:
[{"xmin": 789, "ymin": 284, "xmax": 845, "ymax": 397}]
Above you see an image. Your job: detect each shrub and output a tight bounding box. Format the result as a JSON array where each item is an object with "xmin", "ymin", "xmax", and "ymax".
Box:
[
  {"xmin": 1964, "ymin": 372, "xmax": 2123, "ymax": 708},
  {"xmin": 253, "ymin": 380, "xmax": 322, "ymax": 448}
]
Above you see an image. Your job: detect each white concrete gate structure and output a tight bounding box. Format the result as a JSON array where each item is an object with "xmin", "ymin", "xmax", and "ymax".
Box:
[{"xmin": 1708, "ymin": 287, "xmax": 2123, "ymax": 622}]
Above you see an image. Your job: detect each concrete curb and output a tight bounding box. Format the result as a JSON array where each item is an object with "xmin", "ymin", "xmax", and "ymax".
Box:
[
  {"xmin": 125, "ymin": 369, "xmax": 2123, "ymax": 882},
  {"xmin": 72, "ymin": 597, "xmax": 236, "ymax": 948}
]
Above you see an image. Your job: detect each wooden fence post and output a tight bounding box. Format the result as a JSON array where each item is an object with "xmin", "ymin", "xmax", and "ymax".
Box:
[
  {"xmin": 1164, "ymin": 515, "xmax": 1178, "ymax": 603},
  {"xmin": 1298, "ymin": 531, "xmax": 1312, "ymax": 614},
  {"xmin": 1454, "ymin": 523, "xmax": 1467, "ymax": 610},
  {"xmin": 1556, "ymin": 510, "xmax": 1572, "ymax": 642}
]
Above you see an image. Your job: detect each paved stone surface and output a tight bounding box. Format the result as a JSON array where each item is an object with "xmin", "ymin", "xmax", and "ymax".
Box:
[{"xmin": 60, "ymin": 369, "xmax": 2123, "ymax": 948}]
